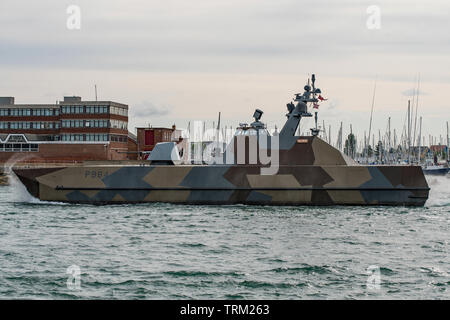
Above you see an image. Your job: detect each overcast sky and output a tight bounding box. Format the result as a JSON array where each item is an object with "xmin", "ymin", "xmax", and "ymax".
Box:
[{"xmin": 1, "ymin": 0, "xmax": 449, "ymax": 145}]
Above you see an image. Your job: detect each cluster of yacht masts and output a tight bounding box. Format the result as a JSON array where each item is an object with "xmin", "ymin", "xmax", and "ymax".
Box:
[
  {"xmin": 186, "ymin": 76, "xmax": 449, "ymax": 166},
  {"xmin": 313, "ymin": 76, "xmax": 450, "ymax": 165},
  {"xmin": 315, "ymin": 115, "xmax": 450, "ymax": 165}
]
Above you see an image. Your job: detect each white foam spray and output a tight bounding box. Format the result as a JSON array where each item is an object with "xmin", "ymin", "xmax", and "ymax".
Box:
[
  {"xmin": 425, "ymin": 175, "xmax": 450, "ymax": 207},
  {"xmin": 2, "ymin": 154, "xmax": 41, "ymax": 203}
]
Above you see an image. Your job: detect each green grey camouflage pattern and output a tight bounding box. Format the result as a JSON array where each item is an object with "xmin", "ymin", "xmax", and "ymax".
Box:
[{"xmin": 13, "ymin": 136, "xmax": 429, "ymax": 206}]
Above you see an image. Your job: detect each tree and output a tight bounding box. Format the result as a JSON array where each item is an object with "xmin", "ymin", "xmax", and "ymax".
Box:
[
  {"xmin": 344, "ymin": 133, "xmax": 357, "ymax": 159},
  {"xmin": 374, "ymin": 141, "xmax": 384, "ymax": 162},
  {"xmin": 367, "ymin": 145, "xmax": 373, "ymax": 157}
]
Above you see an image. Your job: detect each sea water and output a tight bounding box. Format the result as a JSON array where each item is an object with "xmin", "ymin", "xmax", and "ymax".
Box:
[{"xmin": 0, "ymin": 174, "xmax": 448, "ymax": 299}]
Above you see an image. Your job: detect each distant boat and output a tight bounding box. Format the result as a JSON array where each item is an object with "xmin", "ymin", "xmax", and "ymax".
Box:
[{"xmin": 422, "ymin": 164, "xmax": 449, "ymax": 176}]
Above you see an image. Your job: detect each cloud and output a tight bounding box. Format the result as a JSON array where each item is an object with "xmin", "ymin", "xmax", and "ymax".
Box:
[
  {"xmin": 132, "ymin": 101, "xmax": 170, "ymax": 117},
  {"xmin": 402, "ymin": 89, "xmax": 428, "ymax": 97},
  {"xmin": 1, "ymin": 0, "xmax": 450, "ymax": 77}
]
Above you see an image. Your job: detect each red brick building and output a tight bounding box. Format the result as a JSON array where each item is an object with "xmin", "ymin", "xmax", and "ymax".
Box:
[
  {"xmin": 0, "ymin": 96, "xmax": 133, "ymax": 163},
  {"xmin": 136, "ymin": 125, "xmax": 183, "ymax": 159}
]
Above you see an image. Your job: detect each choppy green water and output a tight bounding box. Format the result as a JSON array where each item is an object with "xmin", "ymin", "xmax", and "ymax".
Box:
[{"xmin": 0, "ymin": 175, "xmax": 448, "ymax": 299}]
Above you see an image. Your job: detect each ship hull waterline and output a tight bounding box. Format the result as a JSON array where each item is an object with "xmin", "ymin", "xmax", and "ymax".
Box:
[{"xmin": 12, "ymin": 165, "xmax": 430, "ymax": 206}]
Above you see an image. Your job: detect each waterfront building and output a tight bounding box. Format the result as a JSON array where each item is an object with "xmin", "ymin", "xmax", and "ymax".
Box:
[{"xmin": 0, "ymin": 96, "xmax": 131, "ymax": 163}]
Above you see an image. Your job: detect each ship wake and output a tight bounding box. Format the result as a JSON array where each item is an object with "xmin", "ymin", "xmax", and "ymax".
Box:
[{"xmin": 425, "ymin": 175, "xmax": 450, "ymax": 207}]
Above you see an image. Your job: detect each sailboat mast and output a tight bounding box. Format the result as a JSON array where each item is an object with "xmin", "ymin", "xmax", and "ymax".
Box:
[
  {"xmin": 412, "ymin": 74, "xmax": 420, "ymax": 162},
  {"xmin": 329, "ymin": 125, "xmax": 331, "ymax": 145},
  {"xmin": 367, "ymin": 78, "xmax": 377, "ymax": 161},
  {"xmin": 216, "ymin": 112, "xmax": 221, "ymax": 152},
  {"xmin": 447, "ymin": 121, "xmax": 449, "ymax": 162},
  {"xmin": 407, "ymin": 100, "xmax": 411, "ymax": 164},
  {"xmin": 418, "ymin": 116, "xmax": 422, "ymax": 164}
]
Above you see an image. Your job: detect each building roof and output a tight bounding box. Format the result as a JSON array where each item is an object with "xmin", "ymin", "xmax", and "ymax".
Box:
[
  {"xmin": 135, "ymin": 127, "xmax": 175, "ymax": 130},
  {"xmin": 0, "ymin": 96, "xmax": 128, "ymax": 108}
]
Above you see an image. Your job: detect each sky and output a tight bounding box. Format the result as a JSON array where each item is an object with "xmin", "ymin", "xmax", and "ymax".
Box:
[{"xmin": 1, "ymin": 0, "xmax": 449, "ymax": 146}]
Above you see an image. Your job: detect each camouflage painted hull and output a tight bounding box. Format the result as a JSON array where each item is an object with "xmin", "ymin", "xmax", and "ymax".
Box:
[{"xmin": 13, "ymin": 164, "xmax": 429, "ymax": 206}]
